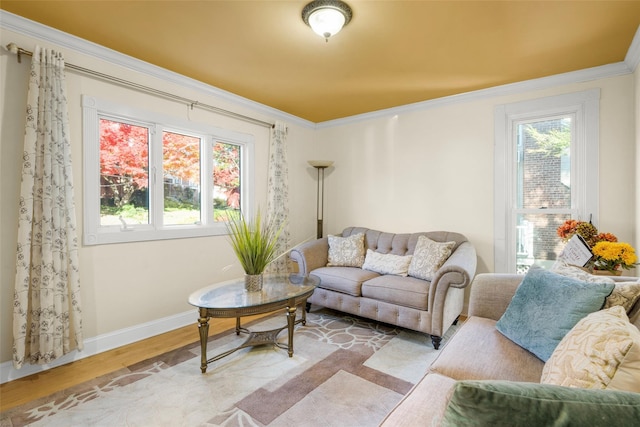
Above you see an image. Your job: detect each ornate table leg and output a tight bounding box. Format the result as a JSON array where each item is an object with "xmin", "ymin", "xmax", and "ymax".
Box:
[
  {"xmin": 286, "ymin": 305, "xmax": 297, "ymax": 357},
  {"xmin": 300, "ymin": 301, "xmax": 308, "ymax": 325},
  {"xmin": 197, "ymin": 308, "xmax": 210, "ymax": 373}
]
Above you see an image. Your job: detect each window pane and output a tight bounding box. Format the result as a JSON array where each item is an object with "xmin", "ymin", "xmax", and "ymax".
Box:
[
  {"xmin": 213, "ymin": 141, "xmax": 241, "ymax": 221},
  {"xmin": 99, "ymin": 118, "xmax": 149, "ymax": 226},
  {"xmin": 516, "ymin": 213, "xmax": 572, "ymax": 274},
  {"xmin": 517, "ymin": 117, "xmax": 571, "ymax": 209},
  {"xmin": 163, "ymin": 131, "xmax": 201, "ymax": 225}
]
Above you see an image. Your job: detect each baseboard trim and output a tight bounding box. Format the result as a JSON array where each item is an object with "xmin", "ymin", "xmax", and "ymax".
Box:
[{"xmin": 0, "ymin": 309, "xmax": 196, "ymax": 384}]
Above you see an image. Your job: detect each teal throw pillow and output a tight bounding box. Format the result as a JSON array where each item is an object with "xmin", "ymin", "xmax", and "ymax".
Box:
[
  {"xmin": 495, "ymin": 266, "xmax": 614, "ymax": 361},
  {"xmin": 441, "ymin": 380, "xmax": 640, "ymax": 427}
]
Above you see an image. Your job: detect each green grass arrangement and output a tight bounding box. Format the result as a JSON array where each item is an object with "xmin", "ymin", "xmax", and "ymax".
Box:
[{"xmin": 225, "ymin": 210, "xmax": 283, "ymax": 275}]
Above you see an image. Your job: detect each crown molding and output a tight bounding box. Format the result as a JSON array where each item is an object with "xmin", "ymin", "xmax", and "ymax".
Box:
[
  {"xmin": 0, "ymin": 11, "xmax": 315, "ymax": 130},
  {"xmin": 625, "ymin": 24, "xmax": 640, "ymax": 73},
  {"xmin": 317, "ymin": 61, "xmax": 632, "ymax": 129}
]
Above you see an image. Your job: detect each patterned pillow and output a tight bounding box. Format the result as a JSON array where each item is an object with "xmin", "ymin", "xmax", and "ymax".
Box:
[
  {"xmin": 327, "ymin": 233, "xmax": 366, "ymax": 267},
  {"xmin": 604, "ymin": 281, "xmax": 640, "ymax": 314},
  {"xmin": 541, "ymin": 306, "xmax": 640, "ymax": 392},
  {"xmin": 551, "ymin": 260, "xmax": 616, "ymax": 284},
  {"xmin": 552, "ymin": 260, "xmax": 640, "ymax": 313},
  {"xmin": 408, "ymin": 236, "xmax": 456, "ymax": 281},
  {"xmin": 362, "ymin": 249, "xmax": 413, "ymax": 276}
]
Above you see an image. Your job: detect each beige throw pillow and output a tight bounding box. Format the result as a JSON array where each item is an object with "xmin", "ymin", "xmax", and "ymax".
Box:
[
  {"xmin": 362, "ymin": 249, "xmax": 412, "ymax": 276},
  {"xmin": 550, "ymin": 260, "xmax": 616, "ymax": 284},
  {"xmin": 603, "ymin": 280, "xmax": 640, "ymax": 314},
  {"xmin": 327, "ymin": 233, "xmax": 366, "ymax": 267},
  {"xmin": 408, "ymin": 236, "xmax": 456, "ymax": 281},
  {"xmin": 541, "ymin": 306, "xmax": 640, "ymax": 392}
]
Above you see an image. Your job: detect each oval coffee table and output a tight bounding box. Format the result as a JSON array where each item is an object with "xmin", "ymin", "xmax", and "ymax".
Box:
[{"xmin": 188, "ymin": 274, "xmax": 318, "ymax": 373}]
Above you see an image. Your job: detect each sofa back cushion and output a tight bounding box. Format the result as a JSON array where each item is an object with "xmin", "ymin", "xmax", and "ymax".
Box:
[{"xmin": 341, "ymin": 227, "xmax": 467, "ymax": 257}]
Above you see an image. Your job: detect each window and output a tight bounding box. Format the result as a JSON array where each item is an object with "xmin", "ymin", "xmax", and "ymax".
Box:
[
  {"xmin": 494, "ymin": 89, "xmax": 599, "ymax": 273},
  {"xmin": 83, "ymin": 95, "xmax": 254, "ymax": 245}
]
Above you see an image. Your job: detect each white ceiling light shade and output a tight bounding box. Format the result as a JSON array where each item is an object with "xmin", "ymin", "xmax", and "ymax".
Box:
[{"xmin": 302, "ymin": 0, "xmax": 353, "ymax": 41}]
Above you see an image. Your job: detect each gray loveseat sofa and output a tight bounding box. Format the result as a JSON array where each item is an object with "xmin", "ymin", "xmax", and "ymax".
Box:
[
  {"xmin": 289, "ymin": 227, "xmax": 477, "ymax": 349},
  {"xmin": 381, "ymin": 273, "xmax": 640, "ymax": 426}
]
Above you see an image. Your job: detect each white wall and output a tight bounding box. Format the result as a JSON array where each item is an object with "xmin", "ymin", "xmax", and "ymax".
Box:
[
  {"xmin": 0, "ymin": 26, "xmax": 317, "ymax": 374},
  {"xmin": 315, "ymin": 76, "xmax": 637, "ymax": 278},
  {"xmin": 636, "ymin": 65, "xmax": 640, "ymax": 263}
]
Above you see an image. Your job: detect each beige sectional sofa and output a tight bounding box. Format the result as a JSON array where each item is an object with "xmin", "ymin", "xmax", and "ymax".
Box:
[
  {"xmin": 290, "ymin": 227, "xmax": 477, "ymax": 349},
  {"xmin": 381, "ymin": 272, "xmax": 640, "ymax": 426}
]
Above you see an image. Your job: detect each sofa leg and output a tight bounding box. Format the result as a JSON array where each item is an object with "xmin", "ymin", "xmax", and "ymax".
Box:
[
  {"xmin": 431, "ymin": 335, "xmax": 442, "ymax": 350},
  {"xmin": 306, "ymin": 302, "xmax": 311, "ymax": 313}
]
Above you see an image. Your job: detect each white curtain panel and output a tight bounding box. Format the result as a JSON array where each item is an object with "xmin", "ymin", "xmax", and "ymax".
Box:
[
  {"xmin": 13, "ymin": 46, "xmax": 83, "ymax": 369},
  {"xmin": 266, "ymin": 121, "xmax": 291, "ymax": 274}
]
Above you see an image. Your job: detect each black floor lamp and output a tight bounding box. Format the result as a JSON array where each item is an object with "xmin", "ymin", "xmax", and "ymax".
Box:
[{"xmin": 308, "ymin": 160, "xmax": 333, "ymax": 239}]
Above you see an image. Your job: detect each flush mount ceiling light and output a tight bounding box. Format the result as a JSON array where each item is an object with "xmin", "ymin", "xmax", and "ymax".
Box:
[{"xmin": 302, "ymin": 0, "xmax": 352, "ymax": 42}]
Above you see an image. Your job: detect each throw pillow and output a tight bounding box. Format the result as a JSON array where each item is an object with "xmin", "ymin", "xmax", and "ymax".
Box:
[
  {"xmin": 552, "ymin": 260, "xmax": 640, "ymax": 313},
  {"xmin": 440, "ymin": 380, "xmax": 640, "ymax": 427},
  {"xmin": 407, "ymin": 236, "xmax": 456, "ymax": 281},
  {"xmin": 362, "ymin": 249, "xmax": 413, "ymax": 276},
  {"xmin": 327, "ymin": 233, "xmax": 366, "ymax": 267},
  {"xmin": 541, "ymin": 306, "xmax": 640, "ymax": 392},
  {"xmin": 604, "ymin": 280, "xmax": 640, "ymax": 313},
  {"xmin": 495, "ymin": 266, "xmax": 615, "ymax": 362},
  {"xmin": 550, "ymin": 259, "xmax": 616, "ymax": 284}
]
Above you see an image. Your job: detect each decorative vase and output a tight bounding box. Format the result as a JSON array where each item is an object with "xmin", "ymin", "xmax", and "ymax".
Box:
[{"xmin": 244, "ymin": 274, "xmax": 263, "ymax": 292}]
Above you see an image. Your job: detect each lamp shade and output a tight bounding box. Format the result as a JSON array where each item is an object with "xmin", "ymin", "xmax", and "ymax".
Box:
[
  {"xmin": 308, "ymin": 160, "xmax": 334, "ymax": 168},
  {"xmin": 302, "ymin": 1, "xmax": 352, "ymax": 41},
  {"xmin": 308, "ymin": 8, "xmax": 346, "ymax": 38}
]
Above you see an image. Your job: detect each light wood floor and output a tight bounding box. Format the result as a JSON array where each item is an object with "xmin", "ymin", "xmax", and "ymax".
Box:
[{"xmin": 0, "ymin": 313, "xmax": 270, "ymax": 413}]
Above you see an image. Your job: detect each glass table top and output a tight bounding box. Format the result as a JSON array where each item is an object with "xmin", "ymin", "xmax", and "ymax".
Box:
[{"xmin": 188, "ymin": 274, "xmax": 319, "ymax": 309}]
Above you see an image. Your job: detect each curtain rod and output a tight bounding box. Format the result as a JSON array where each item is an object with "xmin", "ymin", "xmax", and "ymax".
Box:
[{"xmin": 5, "ymin": 43, "xmax": 274, "ymax": 129}]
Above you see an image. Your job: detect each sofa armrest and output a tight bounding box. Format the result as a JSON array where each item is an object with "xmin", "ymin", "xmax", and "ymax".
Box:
[
  {"xmin": 429, "ymin": 242, "xmax": 477, "ymax": 334},
  {"xmin": 467, "ymin": 273, "xmax": 524, "ymax": 321},
  {"xmin": 436, "ymin": 241, "xmax": 477, "ymax": 289},
  {"xmin": 289, "ymin": 237, "xmax": 329, "ymax": 275}
]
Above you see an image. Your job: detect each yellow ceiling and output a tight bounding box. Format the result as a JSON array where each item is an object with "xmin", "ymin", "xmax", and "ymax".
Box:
[{"xmin": 2, "ymin": 1, "xmax": 640, "ymax": 123}]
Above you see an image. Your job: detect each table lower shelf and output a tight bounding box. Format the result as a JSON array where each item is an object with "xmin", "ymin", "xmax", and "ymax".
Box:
[{"xmin": 205, "ymin": 318, "xmax": 305, "ymax": 364}]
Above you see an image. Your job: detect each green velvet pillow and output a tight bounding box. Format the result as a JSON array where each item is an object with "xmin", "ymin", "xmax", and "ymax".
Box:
[
  {"xmin": 495, "ymin": 266, "xmax": 614, "ymax": 361},
  {"xmin": 441, "ymin": 380, "xmax": 640, "ymax": 427}
]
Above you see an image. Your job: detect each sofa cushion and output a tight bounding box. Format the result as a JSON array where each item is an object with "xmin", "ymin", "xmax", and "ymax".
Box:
[
  {"xmin": 361, "ymin": 275, "xmax": 429, "ymax": 310},
  {"xmin": 495, "ymin": 266, "xmax": 614, "ymax": 361},
  {"xmin": 430, "ymin": 316, "xmax": 544, "ymax": 382},
  {"xmin": 407, "ymin": 236, "xmax": 456, "ymax": 281},
  {"xmin": 311, "ymin": 266, "xmax": 379, "ymax": 296},
  {"xmin": 379, "ymin": 373, "xmax": 457, "ymax": 427},
  {"xmin": 440, "ymin": 380, "xmax": 640, "ymax": 427},
  {"xmin": 327, "ymin": 233, "xmax": 366, "ymax": 267},
  {"xmin": 541, "ymin": 306, "xmax": 640, "ymax": 392},
  {"xmin": 362, "ymin": 249, "xmax": 413, "ymax": 276}
]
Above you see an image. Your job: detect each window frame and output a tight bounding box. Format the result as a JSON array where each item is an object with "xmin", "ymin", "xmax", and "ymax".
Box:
[
  {"xmin": 493, "ymin": 89, "xmax": 600, "ymax": 273},
  {"xmin": 82, "ymin": 95, "xmax": 255, "ymax": 245}
]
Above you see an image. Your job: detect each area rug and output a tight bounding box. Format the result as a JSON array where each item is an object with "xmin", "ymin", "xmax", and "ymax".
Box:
[{"xmin": 1, "ymin": 307, "xmax": 459, "ymax": 427}]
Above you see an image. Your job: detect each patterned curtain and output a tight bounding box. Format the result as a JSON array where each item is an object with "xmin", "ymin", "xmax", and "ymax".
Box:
[
  {"xmin": 13, "ymin": 46, "xmax": 83, "ymax": 369},
  {"xmin": 266, "ymin": 121, "xmax": 291, "ymax": 274}
]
